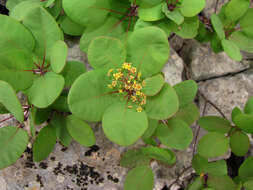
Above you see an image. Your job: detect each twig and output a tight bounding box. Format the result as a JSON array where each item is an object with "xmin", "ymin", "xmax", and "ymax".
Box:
[
  {"xmin": 0, "ymin": 115, "xmax": 14, "ymax": 124},
  {"xmin": 168, "ymin": 166, "xmax": 192, "ymax": 189},
  {"xmin": 215, "ymin": 0, "xmax": 220, "ymax": 14}
]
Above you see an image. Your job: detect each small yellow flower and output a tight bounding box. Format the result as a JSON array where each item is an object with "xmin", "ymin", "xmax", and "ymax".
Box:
[
  {"xmin": 131, "ymin": 96, "xmax": 137, "ymax": 102},
  {"xmin": 119, "ymin": 89, "xmax": 123, "ymax": 93},
  {"xmin": 125, "ymin": 84, "xmax": 131, "ymax": 90},
  {"xmin": 108, "ymin": 84, "xmax": 113, "ymax": 89},
  {"xmin": 131, "ymin": 67, "xmax": 137, "ymax": 73},
  {"xmin": 137, "ymin": 106, "xmax": 143, "ymax": 112},
  {"xmin": 136, "ymin": 91, "xmax": 141, "ymax": 96},
  {"xmin": 107, "ymin": 69, "xmax": 114, "ymax": 76},
  {"xmin": 113, "ymin": 72, "xmax": 123, "ymax": 80},
  {"xmin": 138, "ymin": 72, "xmax": 142, "ymax": 79},
  {"xmin": 130, "ymin": 75, "xmax": 134, "ymax": 80},
  {"xmin": 136, "ymin": 83, "xmax": 142, "ymax": 90},
  {"xmin": 140, "ymin": 99, "xmax": 146, "ymax": 105},
  {"xmin": 142, "ymin": 81, "xmax": 146, "ymax": 87},
  {"xmin": 122, "ymin": 62, "xmax": 131, "ymax": 70},
  {"xmin": 112, "ymin": 81, "xmax": 117, "ymax": 87}
]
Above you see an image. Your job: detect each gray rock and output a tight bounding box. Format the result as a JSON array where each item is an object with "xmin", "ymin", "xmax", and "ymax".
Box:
[
  {"xmin": 163, "ymin": 48, "xmax": 184, "ymax": 85},
  {"xmin": 169, "ymin": 35, "xmax": 184, "ymax": 52},
  {"xmin": 203, "ymin": 0, "xmax": 229, "ymax": 18},
  {"xmin": 180, "ymin": 40, "xmax": 250, "ymax": 81}
]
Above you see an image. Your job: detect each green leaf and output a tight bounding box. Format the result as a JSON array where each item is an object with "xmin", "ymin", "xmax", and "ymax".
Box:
[
  {"xmin": 244, "ymin": 180, "xmax": 253, "ymax": 190},
  {"xmin": 180, "ymin": 0, "xmax": 205, "ymax": 17},
  {"xmin": 221, "ymin": 39, "xmax": 242, "ymax": 61},
  {"xmin": 172, "ymin": 16, "xmax": 199, "ymax": 39},
  {"xmin": 207, "ymin": 175, "xmax": 236, "ymax": 190},
  {"xmin": 66, "ymin": 115, "xmax": 95, "ymax": 147},
  {"xmin": 173, "ymin": 103, "xmax": 200, "ymax": 126},
  {"xmin": 124, "ymin": 166, "xmax": 154, "ymax": 190},
  {"xmin": 22, "ymin": 6, "xmax": 64, "ymax": 60},
  {"xmin": 51, "ymin": 113, "xmax": 72, "ymax": 147},
  {"xmin": 46, "ymin": 0, "xmax": 62, "ymax": 19},
  {"xmin": 0, "ymin": 14, "xmax": 35, "ymax": 90},
  {"xmin": 244, "ymin": 96, "xmax": 253, "ymax": 117},
  {"xmin": 192, "ymin": 154, "xmax": 208, "ymax": 174},
  {"xmin": 210, "ymin": 33, "xmax": 223, "ymax": 53},
  {"xmin": 187, "ymin": 177, "xmax": 204, "ymax": 190},
  {"xmin": 27, "ymin": 72, "xmax": 65, "ymax": 108},
  {"xmin": 140, "ymin": 146, "xmax": 176, "ymax": 165},
  {"xmin": 234, "ymin": 114, "xmax": 253, "ymax": 133},
  {"xmin": 61, "ymin": 61, "xmax": 87, "ymax": 87},
  {"xmin": 68, "ymin": 69, "xmax": 119, "ymax": 122},
  {"xmin": 162, "ymin": 3, "xmax": 184, "ymax": 25},
  {"xmin": 231, "ymin": 107, "xmax": 242, "ymax": 123},
  {"xmin": 120, "ymin": 149, "xmax": 150, "ymax": 168},
  {"xmin": 33, "ymin": 125, "xmax": 56, "ymax": 162},
  {"xmin": 102, "ymin": 102, "xmax": 148, "ymax": 146},
  {"xmin": 0, "ymin": 103, "xmax": 8, "ymax": 114},
  {"xmin": 198, "ymin": 116, "xmax": 231, "ymax": 134},
  {"xmin": 156, "ymin": 119, "xmax": 193, "ymax": 150},
  {"xmin": 197, "ymin": 132, "xmax": 229, "ymax": 158},
  {"xmin": 240, "ymin": 8, "xmax": 253, "ymax": 38},
  {"xmin": 0, "ymin": 81, "xmax": 24, "ymax": 122},
  {"xmin": 88, "ymin": 36, "xmax": 126, "ymax": 69},
  {"xmin": 138, "ymin": 3, "xmax": 164, "ymax": 21},
  {"xmin": 211, "ymin": 14, "xmax": 225, "ymax": 40},
  {"xmin": 49, "ymin": 96, "xmax": 70, "ymax": 112},
  {"xmin": 46, "ymin": 0, "xmax": 55, "ymax": 7},
  {"xmin": 58, "ymin": 15, "xmax": 84, "ymax": 36},
  {"xmin": 6, "ymin": 0, "xmax": 28, "ymax": 11},
  {"xmin": 142, "ymin": 74, "xmax": 165, "ymax": 96},
  {"xmin": 142, "ymin": 118, "xmax": 159, "ymax": 139},
  {"xmin": 127, "ymin": 27, "xmax": 170, "ymax": 78},
  {"xmin": 230, "ymin": 131, "xmax": 250, "ymax": 156},
  {"xmin": 146, "ymin": 83, "xmax": 179, "ymax": 120},
  {"xmin": 0, "ymin": 127, "xmax": 28, "ymax": 169},
  {"xmin": 33, "ymin": 108, "xmax": 51, "ymax": 125},
  {"xmin": 62, "ymin": 0, "xmax": 109, "ymax": 29},
  {"xmin": 239, "ymin": 156, "xmax": 253, "ymax": 181},
  {"xmin": 173, "ymin": 80, "xmax": 198, "ymax": 108},
  {"xmin": 225, "ymin": 0, "xmax": 250, "ymax": 22},
  {"xmin": 50, "ymin": 40, "xmax": 68, "ymax": 73},
  {"xmin": 229, "ymin": 31, "xmax": 253, "ymax": 53}
]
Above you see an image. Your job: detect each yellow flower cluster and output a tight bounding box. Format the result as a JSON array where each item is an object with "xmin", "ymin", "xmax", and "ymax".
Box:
[{"xmin": 107, "ymin": 63, "xmax": 147, "ymax": 112}]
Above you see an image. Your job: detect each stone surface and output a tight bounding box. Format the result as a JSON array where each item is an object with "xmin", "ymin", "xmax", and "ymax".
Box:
[
  {"xmin": 162, "ymin": 48, "xmax": 184, "ymax": 86},
  {"xmin": 203, "ymin": 0, "xmax": 229, "ymax": 18},
  {"xmin": 180, "ymin": 40, "xmax": 250, "ymax": 81}
]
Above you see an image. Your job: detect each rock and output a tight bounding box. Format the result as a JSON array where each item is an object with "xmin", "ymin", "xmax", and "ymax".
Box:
[
  {"xmin": 203, "ymin": 0, "xmax": 229, "ymax": 18},
  {"xmin": 180, "ymin": 40, "xmax": 249, "ymax": 81},
  {"xmin": 162, "ymin": 48, "xmax": 184, "ymax": 85},
  {"xmin": 0, "ymin": 176, "xmax": 7, "ymax": 190},
  {"xmin": 169, "ymin": 35, "xmax": 184, "ymax": 52}
]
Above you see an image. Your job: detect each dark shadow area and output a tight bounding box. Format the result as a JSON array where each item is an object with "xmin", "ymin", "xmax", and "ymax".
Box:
[
  {"xmin": 226, "ymin": 152, "xmax": 245, "ymax": 178},
  {"xmin": 0, "ymin": 4, "xmax": 8, "ymax": 15}
]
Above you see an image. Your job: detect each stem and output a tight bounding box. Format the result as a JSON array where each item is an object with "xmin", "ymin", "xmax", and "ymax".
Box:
[{"xmin": 0, "ymin": 115, "xmax": 14, "ymax": 123}]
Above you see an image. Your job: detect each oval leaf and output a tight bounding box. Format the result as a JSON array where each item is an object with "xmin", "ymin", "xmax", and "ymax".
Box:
[
  {"xmin": 120, "ymin": 149, "xmax": 150, "ymax": 168},
  {"xmin": 33, "ymin": 125, "xmax": 56, "ymax": 162},
  {"xmin": 50, "ymin": 40, "xmax": 68, "ymax": 73},
  {"xmin": 221, "ymin": 39, "xmax": 242, "ymax": 61},
  {"xmin": 230, "ymin": 131, "xmax": 250, "ymax": 156},
  {"xmin": 197, "ymin": 132, "xmax": 229, "ymax": 158},
  {"xmin": 180, "ymin": 0, "xmax": 205, "ymax": 17},
  {"xmin": 58, "ymin": 15, "xmax": 84, "ymax": 36},
  {"xmin": 124, "ymin": 166, "xmax": 154, "ymax": 190},
  {"xmin": 88, "ymin": 36, "xmax": 126, "ymax": 69},
  {"xmin": 211, "ymin": 14, "xmax": 225, "ymax": 40},
  {"xmin": 207, "ymin": 175, "xmax": 236, "ymax": 190},
  {"xmin": 145, "ymin": 83, "xmax": 179, "ymax": 120},
  {"xmin": 225, "ymin": 0, "xmax": 250, "ymax": 22},
  {"xmin": 66, "ymin": 115, "xmax": 95, "ymax": 147},
  {"xmin": 142, "ymin": 74, "xmax": 165, "ymax": 96},
  {"xmin": 234, "ymin": 114, "xmax": 253, "ymax": 133},
  {"xmin": 0, "ymin": 127, "xmax": 28, "ymax": 169},
  {"xmin": 27, "ymin": 72, "xmax": 65, "ymax": 108},
  {"xmin": 102, "ymin": 102, "xmax": 148, "ymax": 146},
  {"xmin": 0, "ymin": 81, "xmax": 24, "ymax": 122},
  {"xmin": 239, "ymin": 156, "xmax": 253, "ymax": 181}
]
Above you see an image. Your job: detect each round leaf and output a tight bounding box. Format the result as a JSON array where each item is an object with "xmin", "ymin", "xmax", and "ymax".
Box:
[
  {"xmin": 0, "ymin": 81, "xmax": 24, "ymax": 122},
  {"xmin": 145, "ymin": 83, "xmax": 179, "ymax": 120},
  {"xmin": 221, "ymin": 39, "xmax": 242, "ymax": 61},
  {"xmin": 62, "ymin": 0, "xmax": 109, "ymax": 29},
  {"xmin": 142, "ymin": 74, "xmax": 165, "ymax": 96},
  {"xmin": 162, "ymin": 4, "xmax": 184, "ymax": 25},
  {"xmin": 124, "ymin": 166, "xmax": 154, "ymax": 190},
  {"xmin": 0, "ymin": 127, "xmax": 28, "ymax": 169},
  {"xmin": 225, "ymin": 0, "xmax": 250, "ymax": 22},
  {"xmin": 50, "ymin": 40, "xmax": 68, "ymax": 73},
  {"xmin": 102, "ymin": 102, "xmax": 148, "ymax": 146},
  {"xmin": 33, "ymin": 125, "xmax": 56, "ymax": 162},
  {"xmin": 198, "ymin": 116, "xmax": 231, "ymax": 134},
  {"xmin": 180, "ymin": 0, "xmax": 205, "ymax": 17},
  {"xmin": 173, "ymin": 80, "xmax": 198, "ymax": 108},
  {"xmin": 142, "ymin": 118, "xmax": 159, "ymax": 139},
  {"xmin": 138, "ymin": 3, "xmax": 164, "ymax": 21},
  {"xmin": 58, "ymin": 15, "xmax": 84, "ymax": 36},
  {"xmin": 234, "ymin": 114, "xmax": 253, "ymax": 133},
  {"xmin": 197, "ymin": 132, "xmax": 229, "ymax": 158},
  {"xmin": 229, "ymin": 31, "xmax": 253, "ymax": 53},
  {"xmin": 239, "ymin": 156, "xmax": 253, "ymax": 181},
  {"xmin": 211, "ymin": 14, "xmax": 225, "ymax": 40},
  {"xmin": 127, "ymin": 27, "xmax": 170, "ymax": 78},
  {"xmin": 88, "ymin": 36, "xmax": 126, "ymax": 69},
  {"xmin": 120, "ymin": 149, "xmax": 150, "ymax": 168},
  {"xmin": 207, "ymin": 175, "xmax": 236, "ymax": 190},
  {"xmin": 68, "ymin": 69, "xmax": 119, "ymax": 122},
  {"xmin": 22, "ymin": 6, "xmax": 64, "ymax": 60},
  {"xmin": 66, "ymin": 115, "xmax": 95, "ymax": 147},
  {"xmin": 61, "ymin": 61, "xmax": 87, "ymax": 87},
  {"xmin": 230, "ymin": 131, "xmax": 250, "ymax": 156},
  {"xmin": 156, "ymin": 119, "xmax": 193, "ymax": 150},
  {"xmin": 231, "ymin": 107, "xmax": 243, "ymax": 123},
  {"xmin": 27, "ymin": 72, "xmax": 65, "ymax": 108}
]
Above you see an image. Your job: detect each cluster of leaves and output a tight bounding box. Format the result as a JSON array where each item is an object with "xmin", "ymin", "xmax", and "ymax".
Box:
[
  {"xmin": 196, "ymin": 0, "xmax": 253, "ymax": 61},
  {"xmin": 1, "ymin": 0, "xmax": 253, "ymax": 189}
]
